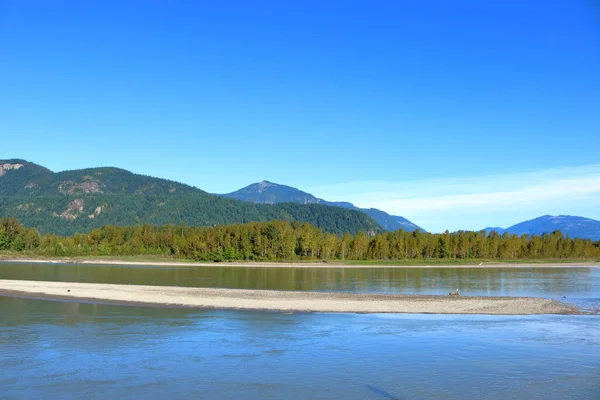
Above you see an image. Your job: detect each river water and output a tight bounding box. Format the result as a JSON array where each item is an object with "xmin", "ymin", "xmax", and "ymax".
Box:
[{"xmin": 1, "ymin": 262, "xmax": 599, "ymax": 399}]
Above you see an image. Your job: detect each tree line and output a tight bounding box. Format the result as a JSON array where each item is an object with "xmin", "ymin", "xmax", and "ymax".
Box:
[{"xmin": 1, "ymin": 217, "xmax": 599, "ymax": 261}]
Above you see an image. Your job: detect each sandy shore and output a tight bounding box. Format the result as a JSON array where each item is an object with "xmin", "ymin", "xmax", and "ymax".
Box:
[
  {"xmin": 0, "ymin": 279, "xmax": 582, "ymax": 315},
  {"xmin": 0, "ymin": 257, "xmax": 598, "ymax": 269}
]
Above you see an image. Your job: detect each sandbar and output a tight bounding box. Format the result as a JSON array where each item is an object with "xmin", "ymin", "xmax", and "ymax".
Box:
[{"xmin": 0, "ymin": 279, "xmax": 582, "ymax": 315}]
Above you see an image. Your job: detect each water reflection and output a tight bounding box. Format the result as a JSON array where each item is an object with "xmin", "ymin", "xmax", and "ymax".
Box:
[{"xmin": 1, "ymin": 262, "xmax": 599, "ymax": 299}]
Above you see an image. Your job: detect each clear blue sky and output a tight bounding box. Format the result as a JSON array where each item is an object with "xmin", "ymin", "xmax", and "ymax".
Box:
[{"xmin": 2, "ymin": 1, "xmax": 599, "ymax": 232}]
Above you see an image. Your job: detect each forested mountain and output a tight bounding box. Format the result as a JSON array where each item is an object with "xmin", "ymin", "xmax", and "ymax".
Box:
[
  {"xmin": 0, "ymin": 159, "xmax": 381, "ymax": 236},
  {"xmin": 484, "ymin": 215, "xmax": 600, "ymax": 241},
  {"xmin": 222, "ymin": 180, "xmax": 424, "ymax": 232},
  {"xmin": 222, "ymin": 181, "xmax": 319, "ymax": 204}
]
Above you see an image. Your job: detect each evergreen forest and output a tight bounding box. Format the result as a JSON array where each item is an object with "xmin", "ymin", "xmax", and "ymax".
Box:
[{"xmin": 1, "ymin": 217, "xmax": 598, "ymax": 262}]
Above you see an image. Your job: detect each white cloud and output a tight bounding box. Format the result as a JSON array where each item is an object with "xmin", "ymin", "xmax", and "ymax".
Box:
[
  {"xmin": 306, "ymin": 165, "xmax": 600, "ymax": 232},
  {"xmin": 369, "ymin": 175, "xmax": 600, "ymax": 214}
]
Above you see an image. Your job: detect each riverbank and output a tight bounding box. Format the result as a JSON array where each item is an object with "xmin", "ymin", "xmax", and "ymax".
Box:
[
  {"xmin": 0, "ymin": 255, "xmax": 598, "ymax": 269},
  {"xmin": 0, "ymin": 280, "xmax": 583, "ymax": 315}
]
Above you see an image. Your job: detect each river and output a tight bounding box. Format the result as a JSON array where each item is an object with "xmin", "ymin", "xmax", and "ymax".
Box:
[{"xmin": 1, "ymin": 262, "xmax": 599, "ymax": 399}]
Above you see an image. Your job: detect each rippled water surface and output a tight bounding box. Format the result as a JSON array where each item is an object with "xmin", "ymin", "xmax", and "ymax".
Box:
[
  {"xmin": 1, "ymin": 262, "xmax": 599, "ymax": 399},
  {"xmin": 1, "ymin": 297, "xmax": 599, "ymax": 400}
]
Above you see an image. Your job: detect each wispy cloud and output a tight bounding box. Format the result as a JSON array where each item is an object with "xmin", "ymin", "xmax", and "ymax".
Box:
[{"xmin": 306, "ymin": 165, "xmax": 600, "ymax": 232}]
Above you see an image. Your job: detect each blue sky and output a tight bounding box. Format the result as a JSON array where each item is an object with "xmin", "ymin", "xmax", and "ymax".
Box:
[{"xmin": 1, "ymin": 1, "xmax": 599, "ymax": 232}]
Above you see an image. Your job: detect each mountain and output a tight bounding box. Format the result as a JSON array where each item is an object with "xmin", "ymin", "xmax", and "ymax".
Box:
[
  {"xmin": 223, "ymin": 181, "xmax": 320, "ymax": 205},
  {"xmin": 484, "ymin": 215, "xmax": 600, "ymax": 241},
  {"xmin": 221, "ymin": 180, "xmax": 424, "ymax": 232},
  {"xmin": 0, "ymin": 159, "xmax": 381, "ymax": 236}
]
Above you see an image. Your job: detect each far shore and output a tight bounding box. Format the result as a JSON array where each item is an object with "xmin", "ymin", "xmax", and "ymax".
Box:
[
  {"xmin": 0, "ymin": 256, "xmax": 598, "ymax": 269},
  {"xmin": 0, "ymin": 280, "xmax": 583, "ymax": 315}
]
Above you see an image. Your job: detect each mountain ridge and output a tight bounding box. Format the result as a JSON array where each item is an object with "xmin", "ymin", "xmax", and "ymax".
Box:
[
  {"xmin": 0, "ymin": 159, "xmax": 382, "ymax": 236},
  {"xmin": 484, "ymin": 215, "xmax": 600, "ymax": 241},
  {"xmin": 221, "ymin": 180, "xmax": 424, "ymax": 232}
]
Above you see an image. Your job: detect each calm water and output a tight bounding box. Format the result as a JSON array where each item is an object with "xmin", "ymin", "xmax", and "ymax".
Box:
[
  {"xmin": 1, "ymin": 297, "xmax": 599, "ymax": 400},
  {"xmin": 1, "ymin": 261, "xmax": 599, "ymax": 308},
  {"xmin": 1, "ymin": 262, "xmax": 599, "ymax": 399},
  {"xmin": 2, "ymin": 261, "xmax": 600, "ymax": 296}
]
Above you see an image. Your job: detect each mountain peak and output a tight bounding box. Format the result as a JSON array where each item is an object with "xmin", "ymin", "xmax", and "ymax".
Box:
[
  {"xmin": 223, "ymin": 180, "xmax": 318, "ymax": 205},
  {"xmin": 257, "ymin": 180, "xmax": 276, "ymax": 191},
  {"xmin": 222, "ymin": 181, "xmax": 425, "ymax": 232},
  {"xmin": 0, "ymin": 159, "xmax": 53, "ymax": 176}
]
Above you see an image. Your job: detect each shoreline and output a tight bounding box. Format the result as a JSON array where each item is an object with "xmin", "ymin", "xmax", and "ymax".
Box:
[
  {"xmin": 0, "ymin": 280, "xmax": 584, "ymax": 315},
  {"xmin": 0, "ymin": 256, "xmax": 598, "ymax": 269}
]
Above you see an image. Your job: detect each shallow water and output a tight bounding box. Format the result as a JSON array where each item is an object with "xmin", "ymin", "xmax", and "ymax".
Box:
[
  {"xmin": 1, "ymin": 261, "xmax": 599, "ymax": 310},
  {"xmin": 1, "ymin": 261, "xmax": 599, "ymax": 296},
  {"xmin": 1, "ymin": 296, "xmax": 599, "ymax": 400}
]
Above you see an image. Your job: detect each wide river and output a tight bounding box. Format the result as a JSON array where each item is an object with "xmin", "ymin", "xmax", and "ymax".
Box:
[{"xmin": 1, "ymin": 262, "xmax": 599, "ymax": 399}]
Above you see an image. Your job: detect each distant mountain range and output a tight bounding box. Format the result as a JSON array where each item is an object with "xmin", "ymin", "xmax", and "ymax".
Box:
[
  {"xmin": 484, "ymin": 215, "xmax": 600, "ymax": 241},
  {"xmin": 0, "ymin": 159, "xmax": 381, "ymax": 236},
  {"xmin": 221, "ymin": 180, "xmax": 424, "ymax": 232}
]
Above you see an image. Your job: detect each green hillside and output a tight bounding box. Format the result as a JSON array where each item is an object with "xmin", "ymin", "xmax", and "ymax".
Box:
[
  {"xmin": 0, "ymin": 159, "xmax": 381, "ymax": 236},
  {"xmin": 222, "ymin": 180, "xmax": 425, "ymax": 232}
]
